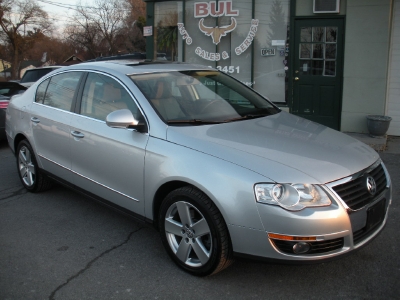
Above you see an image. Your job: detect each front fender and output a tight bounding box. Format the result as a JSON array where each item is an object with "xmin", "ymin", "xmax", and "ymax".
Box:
[{"xmin": 144, "ymin": 136, "xmax": 268, "ymax": 232}]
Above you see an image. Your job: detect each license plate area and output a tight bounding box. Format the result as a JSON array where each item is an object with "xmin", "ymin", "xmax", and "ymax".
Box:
[{"xmin": 366, "ymin": 199, "xmax": 386, "ymax": 231}]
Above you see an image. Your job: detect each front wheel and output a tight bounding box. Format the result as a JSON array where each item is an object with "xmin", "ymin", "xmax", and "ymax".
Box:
[
  {"xmin": 159, "ymin": 186, "xmax": 233, "ymax": 276},
  {"xmin": 16, "ymin": 140, "xmax": 52, "ymax": 192}
]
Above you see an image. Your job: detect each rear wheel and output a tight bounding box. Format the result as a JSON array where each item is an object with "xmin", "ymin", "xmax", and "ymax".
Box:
[
  {"xmin": 16, "ymin": 140, "xmax": 52, "ymax": 192},
  {"xmin": 159, "ymin": 186, "xmax": 233, "ymax": 276}
]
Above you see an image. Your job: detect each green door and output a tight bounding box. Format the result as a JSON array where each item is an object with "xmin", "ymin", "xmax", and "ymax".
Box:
[{"xmin": 291, "ymin": 19, "xmax": 344, "ymax": 130}]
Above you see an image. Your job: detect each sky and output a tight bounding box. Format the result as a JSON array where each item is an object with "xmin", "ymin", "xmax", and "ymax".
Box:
[{"xmin": 36, "ymin": 0, "xmax": 96, "ymax": 32}]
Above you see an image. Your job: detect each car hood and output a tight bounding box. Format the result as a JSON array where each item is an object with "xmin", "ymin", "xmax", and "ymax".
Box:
[{"xmin": 166, "ymin": 111, "xmax": 379, "ymax": 184}]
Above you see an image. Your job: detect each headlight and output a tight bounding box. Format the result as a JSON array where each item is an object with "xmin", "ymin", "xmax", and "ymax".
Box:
[{"xmin": 254, "ymin": 183, "xmax": 331, "ymax": 211}]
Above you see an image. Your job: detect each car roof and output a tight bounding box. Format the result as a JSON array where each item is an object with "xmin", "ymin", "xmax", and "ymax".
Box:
[{"xmin": 61, "ymin": 60, "xmax": 214, "ymax": 76}]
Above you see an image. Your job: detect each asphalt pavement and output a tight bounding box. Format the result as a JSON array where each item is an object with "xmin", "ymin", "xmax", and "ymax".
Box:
[{"xmin": 0, "ymin": 138, "xmax": 399, "ymax": 300}]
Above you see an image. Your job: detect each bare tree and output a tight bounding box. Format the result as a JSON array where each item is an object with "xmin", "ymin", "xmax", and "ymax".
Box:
[
  {"xmin": 67, "ymin": 0, "xmax": 128, "ymax": 57},
  {"xmin": 0, "ymin": 0, "xmax": 51, "ymax": 78},
  {"xmin": 64, "ymin": 0, "xmax": 146, "ymax": 58},
  {"xmin": 25, "ymin": 34, "xmax": 76, "ymax": 64},
  {"xmin": 64, "ymin": 21, "xmax": 103, "ymax": 58}
]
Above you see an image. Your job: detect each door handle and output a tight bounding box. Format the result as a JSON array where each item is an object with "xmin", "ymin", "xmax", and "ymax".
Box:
[
  {"xmin": 31, "ymin": 117, "xmax": 40, "ymax": 124},
  {"xmin": 71, "ymin": 131, "xmax": 85, "ymax": 139},
  {"xmin": 294, "ymin": 77, "xmax": 300, "ymax": 81}
]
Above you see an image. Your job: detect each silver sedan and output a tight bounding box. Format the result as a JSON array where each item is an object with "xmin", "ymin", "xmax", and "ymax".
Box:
[{"xmin": 5, "ymin": 61, "xmax": 392, "ymax": 276}]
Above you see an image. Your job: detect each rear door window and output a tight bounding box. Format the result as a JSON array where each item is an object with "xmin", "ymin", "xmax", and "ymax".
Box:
[{"xmin": 39, "ymin": 72, "xmax": 82, "ymax": 111}]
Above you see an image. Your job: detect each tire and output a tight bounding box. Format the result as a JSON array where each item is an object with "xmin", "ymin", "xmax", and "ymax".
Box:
[
  {"xmin": 159, "ymin": 186, "xmax": 233, "ymax": 276},
  {"xmin": 16, "ymin": 140, "xmax": 52, "ymax": 193}
]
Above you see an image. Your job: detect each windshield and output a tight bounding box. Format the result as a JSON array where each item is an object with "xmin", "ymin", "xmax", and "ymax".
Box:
[{"xmin": 130, "ymin": 70, "xmax": 279, "ymax": 125}]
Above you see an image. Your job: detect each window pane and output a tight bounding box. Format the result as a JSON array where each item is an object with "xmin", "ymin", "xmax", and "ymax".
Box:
[
  {"xmin": 80, "ymin": 73, "xmax": 138, "ymax": 121},
  {"xmin": 35, "ymin": 78, "xmax": 50, "ymax": 103},
  {"xmin": 326, "ymin": 27, "xmax": 337, "ymax": 42},
  {"xmin": 43, "ymin": 72, "xmax": 81, "ymax": 111},
  {"xmin": 300, "ymin": 27, "xmax": 312, "ymax": 42},
  {"xmin": 325, "ymin": 61, "xmax": 336, "ymax": 76},
  {"xmin": 326, "ymin": 44, "xmax": 336, "ymax": 59},
  {"xmin": 300, "ymin": 44, "xmax": 311, "ymax": 58},
  {"xmin": 312, "ymin": 44, "xmax": 324, "ymax": 59},
  {"xmin": 312, "ymin": 27, "xmax": 325, "ymax": 42},
  {"xmin": 312, "ymin": 60, "xmax": 324, "ymax": 75},
  {"xmin": 155, "ymin": 1, "xmax": 183, "ymax": 61}
]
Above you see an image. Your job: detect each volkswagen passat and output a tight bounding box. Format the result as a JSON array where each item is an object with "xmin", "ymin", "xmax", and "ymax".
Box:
[{"xmin": 5, "ymin": 61, "xmax": 392, "ymax": 276}]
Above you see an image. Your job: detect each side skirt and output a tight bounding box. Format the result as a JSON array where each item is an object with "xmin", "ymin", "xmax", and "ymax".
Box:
[{"xmin": 42, "ymin": 169, "xmax": 154, "ymax": 226}]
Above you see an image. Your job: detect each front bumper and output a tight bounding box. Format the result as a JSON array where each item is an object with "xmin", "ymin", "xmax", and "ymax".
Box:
[{"xmin": 228, "ymin": 161, "xmax": 392, "ymax": 262}]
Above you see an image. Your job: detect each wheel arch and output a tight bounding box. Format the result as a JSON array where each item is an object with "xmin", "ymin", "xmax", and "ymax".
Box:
[
  {"xmin": 152, "ymin": 180, "xmax": 229, "ymax": 233},
  {"xmin": 13, "ymin": 133, "xmax": 29, "ymax": 156},
  {"xmin": 152, "ymin": 180, "xmax": 195, "ymax": 230}
]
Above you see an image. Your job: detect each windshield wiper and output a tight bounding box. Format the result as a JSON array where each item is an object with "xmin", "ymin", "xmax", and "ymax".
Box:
[
  {"xmin": 223, "ymin": 114, "xmax": 269, "ymax": 123},
  {"xmin": 167, "ymin": 119, "xmax": 223, "ymax": 125}
]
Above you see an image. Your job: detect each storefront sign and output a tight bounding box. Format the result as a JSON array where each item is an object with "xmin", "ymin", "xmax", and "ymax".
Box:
[
  {"xmin": 198, "ymin": 17, "xmax": 237, "ymax": 45},
  {"xmin": 194, "ymin": 1, "xmax": 239, "ymax": 17},
  {"xmin": 235, "ymin": 19, "xmax": 259, "ymax": 55},
  {"xmin": 177, "ymin": 24, "xmax": 192, "ymax": 45},
  {"xmin": 143, "ymin": 26, "xmax": 152, "ymax": 37},
  {"xmin": 261, "ymin": 48, "xmax": 276, "ymax": 56},
  {"xmin": 177, "ymin": 1, "xmax": 259, "ymax": 61}
]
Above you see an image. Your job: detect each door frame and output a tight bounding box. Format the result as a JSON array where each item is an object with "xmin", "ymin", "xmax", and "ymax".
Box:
[{"xmin": 288, "ymin": 11, "xmax": 346, "ymax": 130}]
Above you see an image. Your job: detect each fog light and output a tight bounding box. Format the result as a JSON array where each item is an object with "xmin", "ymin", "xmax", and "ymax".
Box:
[{"xmin": 293, "ymin": 242, "xmax": 311, "ymax": 254}]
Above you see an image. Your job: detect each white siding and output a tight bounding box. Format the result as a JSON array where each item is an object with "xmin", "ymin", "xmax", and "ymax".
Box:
[{"xmin": 387, "ymin": 0, "xmax": 400, "ymax": 136}]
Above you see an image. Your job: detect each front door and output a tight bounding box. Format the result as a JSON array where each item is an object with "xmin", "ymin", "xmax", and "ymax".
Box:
[
  {"xmin": 69, "ymin": 72, "xmax": 149, "ymax": 217},
  {"xmin": 291, "ymin": 18, "xmax": 344, "ymax": 130}
]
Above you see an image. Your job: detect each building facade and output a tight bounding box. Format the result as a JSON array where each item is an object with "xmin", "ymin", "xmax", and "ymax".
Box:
[{"xmin": 144, "ymin": 0, "xmax": 400, "ymax": 136}]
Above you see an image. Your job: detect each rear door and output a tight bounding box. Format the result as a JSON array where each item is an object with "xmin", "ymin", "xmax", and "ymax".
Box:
[
  {"xmin": 69, "ymin": 72, "xmax": 149, "ymax": 216},
  {"xmin": 30, "ymin": 71, "xmax": 83, "ymax": 180}
]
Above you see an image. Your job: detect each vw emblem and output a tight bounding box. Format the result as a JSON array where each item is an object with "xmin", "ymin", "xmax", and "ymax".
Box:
[{"xmin": 366, "ymin": 176, "xmax": 377, "ymax": 196}]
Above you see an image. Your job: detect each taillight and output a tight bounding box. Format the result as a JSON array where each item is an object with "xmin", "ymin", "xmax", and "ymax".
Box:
[{"xmin": 0, "ymin": 100, "xmax": 9, "ymax": 109}]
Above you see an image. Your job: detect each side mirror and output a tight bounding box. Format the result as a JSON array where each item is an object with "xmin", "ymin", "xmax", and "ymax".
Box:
[{"xmin": 106, "ymin": 109, "xmax": 147, "ymax": 132}]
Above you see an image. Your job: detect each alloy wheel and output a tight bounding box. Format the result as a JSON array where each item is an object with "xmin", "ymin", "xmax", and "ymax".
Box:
[
  {"xmin": 18, "ymin": 146, "xmax": 36, "ymax": 187},
  {"xmin": 164, "ymin": 201, "xmax": 212, "ymax": 267}
]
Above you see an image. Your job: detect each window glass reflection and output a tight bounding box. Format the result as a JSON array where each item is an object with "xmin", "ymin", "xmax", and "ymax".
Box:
[
  {"xmin": 43, "ymin": 72, "xmax": 81, "ymax": 111},
  {"xmin": 300, "ymin": 44, "xmax": 311, "ymax": 58},
  {"xmin": 312, "ymin": 27, "xmax": 325, "ymax": 42},
  {"xmin": 326, "ymin": 27, "xmax": 337, "ymax": 42},
  {"xmin": 155, "ymin": 2, "xmax": 183, "ymax": 61},
  {"xmin": 312, "ymin": 60, "xmax": 323, "ymax": 75},
  {"xmin": 301, "ymin": 27, "xmax": 312, "ymax": 42},
  {"xmin": 312, "ymin": 44, "xmax": 324, "ymax": 59},
  {"xmin": 325, "ymin": 61, "xmax": 336, "ymax": 76},
  {"xmin": 325, "ymin": 44, "xmax": 336, "ymax": 59}
]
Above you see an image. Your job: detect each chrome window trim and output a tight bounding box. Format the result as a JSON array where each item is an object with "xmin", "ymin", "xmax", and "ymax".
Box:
[
  {"xmin": 32, "ymin": 102, "xmax": 80, "ymax": 115},
  {"xmin": 39, "ymin": 154, "xmax": 140, "ymax": 202},
  {"xmin": 33, "ymin": 69, "xmax": 150, "ymax": 133}
]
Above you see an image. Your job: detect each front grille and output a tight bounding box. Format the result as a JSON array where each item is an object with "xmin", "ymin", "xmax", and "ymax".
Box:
[
  {"xmin": 332, "ymin": 163, "xmax": 387, "ymax": 210},
  {"xmin": 272, "ymin": 238, "xmax": 344, "ymax": 255}
]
